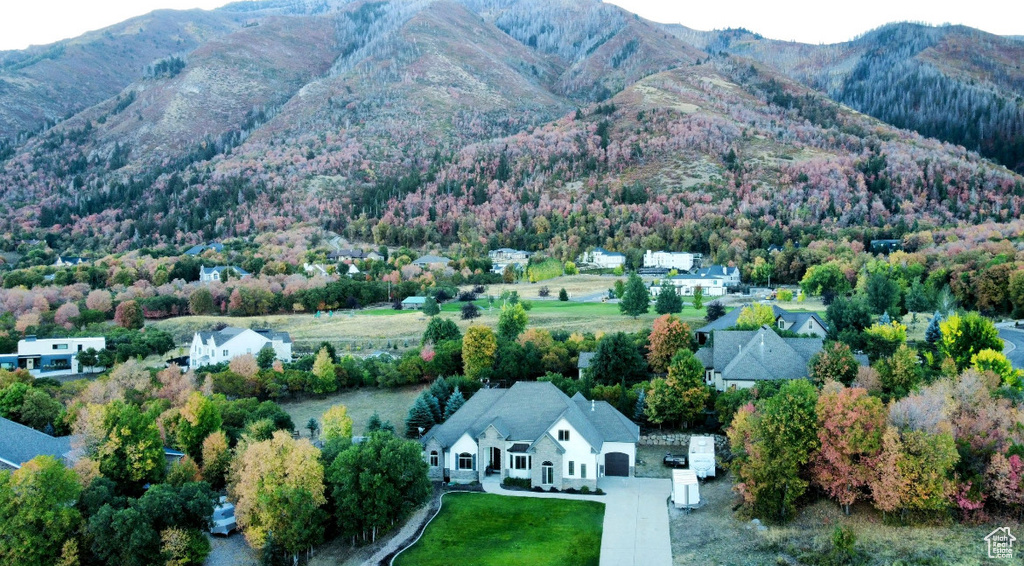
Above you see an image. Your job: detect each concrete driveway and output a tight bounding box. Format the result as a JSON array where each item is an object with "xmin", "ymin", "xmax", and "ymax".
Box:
[
  {"xmin": 483, "ymin": 476, "xmax": 672, "ymax": 566},
  {"xmin": 598, "ymin": 476, "xmax": 673, "ymax": 566}
]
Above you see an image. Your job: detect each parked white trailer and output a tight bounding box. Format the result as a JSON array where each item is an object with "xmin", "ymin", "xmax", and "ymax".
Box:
[
  {"xmin": 672, "ymin": 469, "xmax": 700, "ymax": 508},
  {"xmin": 688, "ymin": 435, "xmax": 716, "ymax": 478}
]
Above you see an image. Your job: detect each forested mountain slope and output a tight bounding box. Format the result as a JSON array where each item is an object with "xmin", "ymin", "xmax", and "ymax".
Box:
[{"xmin": 0, "ymin": 0, "xmax": 1022, "ymax": 260}]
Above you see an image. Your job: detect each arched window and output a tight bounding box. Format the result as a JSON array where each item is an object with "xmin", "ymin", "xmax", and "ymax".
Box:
[
  {"xmin": 429, "ymin": 451, "xmax": 438, "ymax": 467},
  {"xmin": 541, "ymin": 461, "xmax": 554, "ymax": 485},
  {"xmin": 459, "ymin": 452, "xmax": 473, "ymax": 470}
]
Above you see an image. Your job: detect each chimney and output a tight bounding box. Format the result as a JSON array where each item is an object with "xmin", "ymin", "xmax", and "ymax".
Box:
[{"xmin": 591, "ymin": 400, "xmax": 595, "ymax": 412}]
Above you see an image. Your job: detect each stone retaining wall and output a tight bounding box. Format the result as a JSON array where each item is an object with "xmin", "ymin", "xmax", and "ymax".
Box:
[{"xmin": 639, "ymin": 432, "xmax": 728, "ymax": 451}]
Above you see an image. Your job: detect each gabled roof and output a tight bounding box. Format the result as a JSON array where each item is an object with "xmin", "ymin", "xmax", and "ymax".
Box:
[
  {"xmin": 699, "ymin": 326, "xmax": 823, "ymax": 382},
  {"xmin": 422, "ymin": 382, "xmax": 638, "ymax": 451},
  {"xmin": 200, "ymin": 265, "xmax": 250, "ymax": 277},
  {"xmin": 413, "ymin": 254, "xmax": 452, "ymax": 265},
  {"xmin": 698, "ymin": 305, "xmax": 827, "ymax": 334},
  {"xmin": 592, "ymin": 247, "xmax": 625, "ymax": 257},
  {"xmin": 577, "ymin": 352, "xmax": 596, "ymax": 370},
  {"xmin": 698, "ymin": 265, "xmax": 739, "ymax": 278},
  {"xmin": 779, "ymin": 311, "xmax": 828, "ymax": 333},
  {"xmin": 401, "ymin": 296, "xmax": 427, "ymax": 304},
  {"xmin": 197, "ymin": 326, "xmax": 291, "ymax": 347},
  {"xmin": 0, "ymin": 417, "xmax": 76, "ymax": 469},
  {"xmin": 671, "ymin": 273, "xmax": 726, "ymax": 281}
]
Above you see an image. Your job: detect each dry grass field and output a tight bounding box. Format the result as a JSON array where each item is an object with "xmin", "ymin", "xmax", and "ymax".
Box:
[{"xmin": 280, "ymin": 385, "xmax": 425, "ymax": 438}]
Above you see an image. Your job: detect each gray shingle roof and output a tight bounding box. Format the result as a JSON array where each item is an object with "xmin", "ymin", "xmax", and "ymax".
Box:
[
  {"xmin": 699, "ymin": 265, "xmax": 739, "ymax": 278},
  {"xmin": 422, "ymin": 382, "xmax": 638, "ymax": 451},
  {"xmin": 198, "ymin": 327, "xmax": 291, "ymax": 347},
  {"xmin": 200, "ymin": 265, "xmax": 250, "ymax": 277},
  {"xmin": 697, "ymin": 326, "xmax": 822, "ymax": 382},
  {"xmin": 413, "ymin": 254, "xmax": 452, "ymax": 266},
  {"xmin": 0, "ymin": 417, "xmax": 76, "ymax": 469},
  {"xmin": 697, "ymin": 305, "xmax": 828, "ymax": 335},
  {"xmin": 577, "ymin": 352, "xmax": 596, "ymax": 370}
]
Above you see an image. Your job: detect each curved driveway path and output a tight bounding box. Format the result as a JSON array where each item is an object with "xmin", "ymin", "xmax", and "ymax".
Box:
[{"xmin": 998, "ymin": 325, "xmax": 1024, "ymax": 370}]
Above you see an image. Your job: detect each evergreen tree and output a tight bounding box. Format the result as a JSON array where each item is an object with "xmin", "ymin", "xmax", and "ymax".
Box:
[
  {"xmin": 424, "ymin": 394, "xmax": 442, "ymax": 423},
  {"xmin": 879, "ymin": 311, "xmax": 891, "ymax": 325},
  {"xmin": 443, "ymin": 387, "xmax": 465, "ymax": 420},
  {"xmin": 692, "ymin": 285, "xmax": 704, "ymax": 310},
  {"xmin": 619, "ymin": 273, "xmax": 650, "ymax": 318},
  {"xmin": 655, "ymin": 286, "xmax": 683, "ymax": 314},
  {"xmin": 558, "ymin": 288, "xmax": 569, "ymax": 301},
  {"xmin": 427, "ymin": 377, "xmax": 452, "ymax": 409},
  {"xmin": 925, "ymin": 312, "xmax": 942, "ymax": 344},
  {"xmin": 404, "ymin": 396, "xmax": 435, "ymax": 438},
  {"xmin": 705, "ymin": 300, "xmax": 726, "ymax": 323},
  {"xmin": 423, "ymin": 296, "xmax": 440, "ymax": 317},
  {"xmin": 422, "ymin": 318, "xmax": 461, "ymax": 345},
  {"xmin": 461, "ymin": 302, "xmax": 481, "ymax": 320}
]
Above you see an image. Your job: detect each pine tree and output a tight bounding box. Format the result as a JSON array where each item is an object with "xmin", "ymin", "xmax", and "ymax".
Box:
[
  {"xmin": 423, "ymin": 296, "xmax": 440, "ymax": 317},
  {"xmin": 424, "ymin": 394, "xmax": 442, "ymax": 423},
  {"xmin": 405, "ymin": 396, "xmax": 434, "ymax": 438},
  {"xmin": 443, "ymin": 387, "xmax": 465, "ymax": 420},
  {"xmin": 879, "ymin": 311, "xmax": 891, "ymax": 325},
  {"xmin": 925, "ymin": 312, "xmax": 942, "ymax": 344},
  {"xmin": 654, "ymin": 286, "xmax": 683, "ymax": 314},
  {"xmin": 619, "ymin": 273, "xmax": 650, "ymax": 318},
  {"xmin": 558, "ymin": 288, "xmax": 569, "ymax": 301}
]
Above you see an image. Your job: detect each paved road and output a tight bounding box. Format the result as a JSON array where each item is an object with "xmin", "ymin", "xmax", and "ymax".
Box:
[
  {"xmin": 481, "ymin": 476, "xmax": 672, "ymax": 566},
  {"xmin": 998, "ymin": 326, "xmax": 1024, "ymax": 369}
]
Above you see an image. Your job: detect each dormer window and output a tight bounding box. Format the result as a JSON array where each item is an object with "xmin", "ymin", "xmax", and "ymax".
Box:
[{"xmin": 558, "ymin": 429, "xmax": 570, "ymax": 441}]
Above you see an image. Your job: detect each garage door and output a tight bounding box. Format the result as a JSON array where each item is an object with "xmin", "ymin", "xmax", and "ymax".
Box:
[{"xmin": 605, "ymin": 452, "xmax": 629, "ymax": 476}]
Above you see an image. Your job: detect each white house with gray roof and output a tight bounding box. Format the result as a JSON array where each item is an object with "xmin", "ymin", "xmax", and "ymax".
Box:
[
  {"xmin": 422, "ymin": 381, "xmax": 639, "ymax": 490},
  {"xmin": 199, "ymin": 265, "xmax": 250, "ymax": 283},
  {"xmin": 188, "ymin": 327, "xmax": 291, "ymax": 370},
  {"xmin": 578, "ymin": 247, "xmax": 625, "ymax": 269},
  {"xmin": 696, "ymin": 305, "xmax": 828, "ymax": 345},
  {"xmin": 695, "ymin": 326, "xmax": 823, "ymax": 391}
]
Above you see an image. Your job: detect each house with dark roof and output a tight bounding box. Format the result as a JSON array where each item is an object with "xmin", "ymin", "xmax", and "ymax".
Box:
[
  {"xmin": 577, "ymin": 352, "xmax": 596, "ymax": 379},
  {"xmin": 695, "ymin": 305, "xmax": 828, "ymax": 345},
  {"xmin": 870, "ymin": 239, "xmax": 902, "ymax": 254},
  {"xmin": 184, "ymin": 242, "xmax": 224, "ymax": 256},
  {"xmin": 422, "ymin": 381, "xmax": 639, "ymax": 490},
  {"xmin": 0, "ymin": 417, "xmax": 78, "ymax": 470},
  {"xmin": 199, "ymin": 265, "xmax": 250, "ymax": 283},
  {"xmin": 328, "ymin": 248, "xmax": 366, "ymax": 262},
  {"xmin": 695, "ymin": 326, "xmax": 823, "ymax": 391},
  {"xmin": 53, "ymin": 255, "xmax": 88, "ymax": 267},
  {"xmin": 578, "ymin": 247, "xmax": 625, "ymax": 269},
  {"xmin": 188, "ymin": 327, "xmax": 291, "ymax": 370},
  {"xmin": 698, "ymin": 265, "xmax": 740, "ymax": 285}
]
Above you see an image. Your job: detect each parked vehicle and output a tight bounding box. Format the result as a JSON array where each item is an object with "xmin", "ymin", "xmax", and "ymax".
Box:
[
  {"xmin": 663, "ymin": 453, "xmax": 687, "ymax": 468},
  {"xmin": 210, "ymin": 496, "xmax": 237, "ymax": 536}
]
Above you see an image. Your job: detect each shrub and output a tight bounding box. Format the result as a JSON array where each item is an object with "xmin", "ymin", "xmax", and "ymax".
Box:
[{"xmin": 502, "ymin": 477, "xmax": 532, "ymax": 490}]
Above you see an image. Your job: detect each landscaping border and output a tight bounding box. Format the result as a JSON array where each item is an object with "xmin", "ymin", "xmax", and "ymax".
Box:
[{"xmin": 385, "ymin": 489, "xmax": 462, "ymax": 566}]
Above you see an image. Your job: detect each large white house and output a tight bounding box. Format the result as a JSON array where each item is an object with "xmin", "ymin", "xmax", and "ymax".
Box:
[
  {"xmin": 199, "ymin": 265, "xmax": 251, "ymax": 283},
  {"xmin": 189, "ymin": 327, "xmax": 292, "ymax": 369},
  {"xmin": 489, "ymin": 248, "xmax": 532, "ymax": 274},
  {"xmin": 698, "ymin": 265, "xmax": 741, "ymax": 285},
  {"xmin": 663, "ymin": 273, "xmax": 728, "ymax": 296},
  {"xmin": 4, "ymin": 336, "xmax": 107, "ymax": 377},
  {"xmin": 643, "ymin": 250, "xmax": 701, "ymax": 271},
  {"xmin": 579, "ymin": 247, "xmax": 626, "ymax": 269},
  {"xmin": 422, "ymin": 381, "xmax": 639, "ymax": 490}
]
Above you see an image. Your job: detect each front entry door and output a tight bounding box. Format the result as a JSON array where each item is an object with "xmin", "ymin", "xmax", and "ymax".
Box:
[{"xmin": 490, "ymin": 447, "xmax": 501, "ymax": 470}]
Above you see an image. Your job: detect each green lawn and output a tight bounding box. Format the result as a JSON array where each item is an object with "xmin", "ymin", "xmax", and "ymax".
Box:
[{"xmin": 396, "ymin": 493, "xmax": 604, "ymax": 566}]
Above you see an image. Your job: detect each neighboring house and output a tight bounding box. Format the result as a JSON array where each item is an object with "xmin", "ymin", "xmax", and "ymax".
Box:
[
  {"xmin": 422, "ymin": 382, "xmax": 639, "ymax": 490},
  {"xmin": 489, "ymin": 248, "xmax": 532, "ymax": 273},
  {"xmin": 365, "ymin": 251, "xmax": 384, "ymax": 262},
  {"xmin": 328, "ymin": 249, "xmax": 366, "ymax": 262},
  {"xmin": 695, "ymin": 326, "xmax": 823, "ymax": 391},
  {"xmin": 189, "ymin": 327, "xmax": 292, "ymax": 370},
  {"xmin": 577, "ymin": 352, "xmax": 596, "ymax": 380},
  {"xmin": 0, "ymin": 417, "xmax": 78, "ymax": 470},
  {"xmin": 13, "ymin": 336, "xmax": 106, "ymax": 377},
  {"xmin": 53, "ymin": 255, "xmax": 88, "ymax": 267},
  {"xmin": 199, "ymin": 265, "xmax": 250, "ymax": 283},
  {"xmin": 346, "ymin": 264, "xmax": 361, "ymax": 277},
  {"xmin": 184, "ymin": 242, "xmax": 224, "ymax": 256},
  {"xmin": 643, "ymin": 250, "xmax": 701, "ymax": 271},
  {"xmin": 304, "ymin": 263, "xmax": 330, "ymax": 277},
  {"xmin": 870, "ymin": 239, "xmax": 902, "ymax": 254},
  {"xmin": 412, "ymin": 254, "xmax": 453, "ymax": 269},
  {"xmin": 664, "ymin": 273, "xmax": 728, "ymax": 297},
  {"xmin": 578, "ymin": 247, "xmax": 625, "ymax": 269},
  {"xmin": 401, "ymin": 296, "xmax": 427, "ymax": 309},
  {"xmin": 698, "ymin": 265, "xmax": 740, "ymax": 285},
  {"xmin": 695, "ymin": 305, "xmax": 828, "ymax": 345}
]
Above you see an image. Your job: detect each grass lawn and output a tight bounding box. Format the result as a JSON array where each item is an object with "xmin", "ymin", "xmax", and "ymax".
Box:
[
  {"xmin": 279, "ymin": 385, "xmax": 424, "ymax": 438},
  {"xmin": 396, "ymin": 493, "xmax": 604, "ymax": 566}
]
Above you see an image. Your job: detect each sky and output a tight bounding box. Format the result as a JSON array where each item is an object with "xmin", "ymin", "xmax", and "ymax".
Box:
[{"xmin": 1, "ymin": 0, "xmax": 1022, "ymax": 51}]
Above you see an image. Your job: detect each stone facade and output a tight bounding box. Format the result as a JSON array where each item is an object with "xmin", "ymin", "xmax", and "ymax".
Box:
[
  {"xmin": 477, "ymin": 425, "xmax": 507, "ymax": 481},
  {"xmin": 529, "ymin": 435, "xmax": 564, "ymax": 489},
  {"xmin": 424, "ymin": 438, "xmax": 444, "ymax": 480}
]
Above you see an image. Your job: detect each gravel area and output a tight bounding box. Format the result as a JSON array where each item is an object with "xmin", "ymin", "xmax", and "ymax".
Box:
[{"xmin": 205, "ymin": 533, "xmax": 257, "ymax": 566}]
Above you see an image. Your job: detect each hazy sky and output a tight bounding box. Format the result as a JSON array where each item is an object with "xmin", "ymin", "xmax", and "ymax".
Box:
[{"xmin": 1, "ymin": 0, "xmax": 1022, "ymax": 51}]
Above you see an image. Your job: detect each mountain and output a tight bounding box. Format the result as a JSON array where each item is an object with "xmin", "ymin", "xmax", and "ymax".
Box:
[
  {"xmin": 679, "ymin": 22, "xmax": 1024, "ymax": 173},
  {"xmin": 0, "ymin": 1, "xmax": 1022, "ymax": 259}
]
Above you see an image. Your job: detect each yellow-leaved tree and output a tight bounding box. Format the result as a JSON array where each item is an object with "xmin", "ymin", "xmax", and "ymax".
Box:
[{"xmin": 322, "ymin": 404, "xmax": 353, "ymax": 442}]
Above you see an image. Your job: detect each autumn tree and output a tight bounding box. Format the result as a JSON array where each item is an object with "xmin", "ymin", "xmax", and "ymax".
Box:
[
  {"xmin": 971, "ymin": 349, "xmax": 1023, "ymax": 389},
  {"xmin": 869, "ymin": 427, "xmax": 959, "ymax": 519},
  {"xmin": 327, "ymin": 431, "xmax": 431, "ymax": 544},
  {"xmin": 462, "ymin": 326, "xmax": 497, "ymax": 380},
  {"xmin": 497, "ymin": 302, "xmax": 528, "ymax": 340},
  {"xmin": 939, "ymin": 312, "xmax": 1001, "ymax": 371},
  {"xmin": 86, "ymin": 289, "xmax": 113, "ymax": 312},
  {"xmin": 645, "ymin": 350, "xmax": 710, "ymax": 428},
  {"xmin": 200, "ymin": 431, "xmax": 231, "ymax": 490},
  {"xmin": 0, "ymin": 456, "xmax": 82, "ymax": 566},
  {"xmin": 618, "ymin": 273, "xmax": 650, "ymax": 318},
  {"xmin": 800, "ymin": 262, "xmax": 850, "ymax": 297},
  {"xmin": 813, "ymin": 386, "xmax": 887, "ymax": 514},
  {"xmin": 311, "ymin": 347, "xmax": 337, "ymax": 395},
  {"xmin": 733, "ymin": 303, "xmax": 775, "ymax": 329},
  {"xmin": 229, "ymin": 431, "xmax": 326, "ymax": 563},
  {"xmin": 874, "ymin": 344, "xmax": 923, "ymax": 399},
  {"xmin": 188, "ymin": 288, "xmax": 214, "ymax": 315},
  {"xmin": 808, "ymin": 342, "xmax": 859, "ymax": 386},
  {"xmin": 176, "ymin": 392, "xmax": 222, "ymax": 462},
  {"xmin": 322, "ymin": 404, "xmax": 353, "ymax": 442},
  {"xmin": 97, "ymin": 400, "xmax": 166, "ymax": 490},
  {"xmin": 647, "ymin": 315, "xmax": 692, "ymax": 373},
  {"xmin": 114, "ymin": 300, "xmax": 144, "ymax": 329}
]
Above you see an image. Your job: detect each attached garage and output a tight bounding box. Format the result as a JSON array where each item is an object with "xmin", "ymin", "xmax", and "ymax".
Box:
[{"xmin": 605, "ymin": 452, "xmax": 629, "ymax": 476}]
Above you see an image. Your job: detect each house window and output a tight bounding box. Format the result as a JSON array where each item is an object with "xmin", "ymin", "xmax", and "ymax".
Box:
[
  {"xmin": 581, "ymin": 464, "xmax": 587, "ymax": 479},
  {"xmin": 430, "ymin": 451, "xmax": 438, "ymax": 467},
  {"xmin": 568, "ymin": 461, "xmax": 575, "ymax": 476},
  {"xmin": 542, "ymin": 461, "xmax": 553, "ymax": 484},
  {"xmin": 222, "ymin": 350, "xmax": 229, "ymax": 357},
  {"xmin": 777, "ymin": 319, "xmax": 785, "ymax": 329},
  {"xmin": 558, "ymin": 429, "xmax": 570, "ymax": 441},
  {"xmin": 458, "ymin": 452, "xmax": 473, "ymax": 470},
  {"xmin": 514, "ymin": 455, "xmax": 529, "ymax": 470},
  {"xmin": 52, "ymin": 344, "xmax": 68, "ymax": 350}
]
